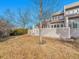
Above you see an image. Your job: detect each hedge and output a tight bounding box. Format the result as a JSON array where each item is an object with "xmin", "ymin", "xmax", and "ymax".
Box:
[{"xmin": 10, "ymin": 28, "xmax": 28, "ymax": 36}]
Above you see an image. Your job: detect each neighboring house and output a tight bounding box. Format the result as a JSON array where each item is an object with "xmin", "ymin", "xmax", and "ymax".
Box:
[
  {"xmin": 49, "ymin": 12, "xmax": 65, "ymax": 28},
  {"xmin": 29, "ymin": 2, "xmax": 79, "ymax": 39}
]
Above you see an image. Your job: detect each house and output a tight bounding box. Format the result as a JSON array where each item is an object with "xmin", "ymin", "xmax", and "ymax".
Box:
[
  {"xmin": 49, "ymin": 12, "xmax": 65, "ymax": 28},
  {"xmin": 29, "ymin": 1, "xmax": 79, "ymax": 39}
]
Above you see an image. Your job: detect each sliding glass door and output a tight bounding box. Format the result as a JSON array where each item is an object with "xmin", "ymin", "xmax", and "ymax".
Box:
[{"xmin": 69, "ymin": 18, "xmax": 79, "ymax": 29}]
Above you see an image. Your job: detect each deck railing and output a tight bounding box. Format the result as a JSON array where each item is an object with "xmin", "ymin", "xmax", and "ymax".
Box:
[{"xmin": 29, "ymin": 27, "xmax": 71, "ymax": 39}]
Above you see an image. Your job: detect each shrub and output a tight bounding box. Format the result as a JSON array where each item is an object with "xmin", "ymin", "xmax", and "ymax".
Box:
[{"xmin": 10, "ymin": 28, "xmax": 28, "ymax": 36}]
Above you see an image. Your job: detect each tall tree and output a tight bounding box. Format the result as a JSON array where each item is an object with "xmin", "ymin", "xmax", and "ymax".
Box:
[
  {"xmin": 4, "ymin": 9, "xmax": 16, "ymax": 24},
  {"xmin": 32, "ymin": 0, "xmax": 60, "ymax": 20},
  {"xmin": 32, "ymin": 0, "xmax": 61, "ymax": 44},
  {"xmin": 39, "ymin": 0, "xmax": 43, "ymax": 44},
  {"xmin": 3, "ymin": 9, "xmax": 16, "ymax": 29},
  {"xmin": 18, "ymin": 9, "xmax": 31, "ymax": 29},
  {"xmin": 0, "ymin": 18, "xmax": 12, "ymax": 38}
]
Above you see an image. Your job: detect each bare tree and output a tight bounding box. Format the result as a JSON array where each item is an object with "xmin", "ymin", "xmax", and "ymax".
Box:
[
  {"xmin": 32, "ymin": 0, "xmax": 60, "ymax": 20},
  {"xmin": 0, "ymin": 9, "xmax": 17, "ymax": 38},
  {"xmin": 32, "ymin": 0, "xmax": 61, "ymax": 44},
  {"xmin": 0, "ymin": 19, "xmax": 12, "ymax": 38},
  {"xmin": 4, "ymin": 9, "xmax": 16, "ymax": 24},
  {"xmin": 3, "ymin": 9, "xmax": 16, "ymax": 29},
  {"xmin": 18, "ymin": 9, "xmax": 31, "ymax": 29},
  {"xmin": 3, "ymin": 9, "xmax": 32, "ymax": 29}
]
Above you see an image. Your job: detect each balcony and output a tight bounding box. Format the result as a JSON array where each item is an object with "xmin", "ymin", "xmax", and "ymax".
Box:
[{"xmin": 58, "ymin": 16, "xmax": 64, "ymax": 20}]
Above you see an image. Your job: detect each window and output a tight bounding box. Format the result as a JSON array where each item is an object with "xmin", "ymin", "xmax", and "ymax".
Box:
[
  {"xmin": 61, "ymin": 24, "xmax": 63, "ymax": 27},
  {"xmin": 59, "ymin": 15, "xmax": 64, "ymax": 20},
  {"xmin": 51, "ymin": 25, "xmax": 53, "ymax": 28},
  {"xmin": 69, "ymin": 24, "xmax": 71, "ymax": 28},
  {"xmin": 70, "ymin": 10, "xmax": 73, "ymax": 14},
  {"xmin": 74, "ymin": 9, "xmax": 77, "ymax": 14},
  {"xmin": 77, "ymin": 8, "xmax": 79, "ymax": 14},
  {"xmin": 57, "ymin": 24, "xmax": 59, "ymax": 28},
  {"xmin": 73, "ymin": 22, "xmax": 77, "ymax": 28},
  {"xmin": 69, "ymin": 19, "xmax": 79, "ymax": 28},
  {"xmin": 54, "ymin": 25, "xmax": 56, "ymax": 28}
]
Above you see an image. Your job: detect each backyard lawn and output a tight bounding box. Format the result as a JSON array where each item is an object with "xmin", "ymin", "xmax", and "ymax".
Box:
[{"xmin": 0, "ymin": 35, "xmax": 79, "ymax": 59}]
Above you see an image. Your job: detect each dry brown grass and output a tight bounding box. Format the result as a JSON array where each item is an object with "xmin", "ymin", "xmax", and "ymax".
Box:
[{"xmin": 0, "ymin": 35, "xmax": 79, "ymax": 59}]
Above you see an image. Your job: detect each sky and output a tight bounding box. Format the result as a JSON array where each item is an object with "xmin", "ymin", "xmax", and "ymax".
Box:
[
  {"xmin": 64, "ymin": 0, "xmax": 79, "ymax": 5},
  {"xmin": 0, "ymin": 0, "xmax": 78, "ymax": 14},
  {"xmin": 0, "ymin": 0, "xmax": 78, "ymax": 11},
  {"xmin": 0, "ymin": 0, "xmax": 31, "ymax": 14},
  {"xmin": 0, "ymin": 0, "xmax": 79, "ymax": 28}
]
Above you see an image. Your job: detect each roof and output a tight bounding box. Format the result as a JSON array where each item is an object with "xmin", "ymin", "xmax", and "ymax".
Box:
[
  {"xmin": 64, "ymin": 1, "xmax": 79, "ymax": 10},
  {"xmin": 50, "ymin": 20, "xmax": 64, "ymax": 24},
  {"xmin": 52, "ymin": 11, "xmax": 64, "ymax": 16}
]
